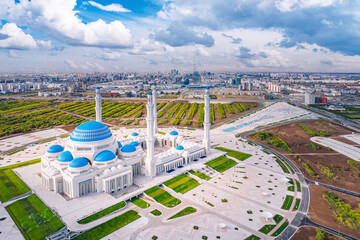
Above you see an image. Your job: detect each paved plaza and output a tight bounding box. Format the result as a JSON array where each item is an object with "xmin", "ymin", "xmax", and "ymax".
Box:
[{"xmin": 0, "ymin": 128, "xmax": 68, "ymax": 152}]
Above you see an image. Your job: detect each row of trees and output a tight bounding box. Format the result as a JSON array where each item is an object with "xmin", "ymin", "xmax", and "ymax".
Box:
[{"xmin": 297, "ymin": 123, "xmax": 331, "ymax": 137}]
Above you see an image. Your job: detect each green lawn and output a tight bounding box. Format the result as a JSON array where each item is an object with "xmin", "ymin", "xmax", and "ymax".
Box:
[
  {"xmin": 0, "ymin": 158, "xmax": 41, "ymax": 171},
  {"xmin": 273, "ymin": 214, "xmax": 284, "ymax": 224},
  {"xmin": 215, "ymin": 147, "xmax": 252, "ymax": 161},
  {"xmin": 188, "ymin": 170, "xmax": 211, "ymax": 180},
  {"xmin": 271, "ymin": 221, "xmax": 289, "ymax": 236},
  {"xmin": 131, "ymin": 197, "xmax": 150, "ymax": 209},
  {"xmin": 275, "ymin": 159, "xmax": 290, "ymax": 174},
  {"xmin": 244, "ymin": 235, "xmax": 261, "ymax": 240},
  {"xmin": 293, "ymin": 198, "xmax": 301, "ymax": 211},
  {"xmin": 296, "ymin": 181, "xmax": 301, "ymax": 192},
  {"xmin": 205, "ymin": 156, "xmax": 238, "ymax": 173},
  {"xmin": 74, "ymin": 210, "xmax": 141, "ymax": 240},
  {"xmin": 6, "ymin": 194, "xmax": 64, "ymax": 240},
  {"xmin": 168, "ymin": 207, "xmax": 197, "ymax": 220},
  {"xmin": 281, "ymin": 195, "xmax": 294, "ymax": 210},
  {"xmin": 144, "ymin": 186, "xmax": 181, "ymax": 208},
  {"xmin": 258, "ymin": 224, "xmax": 277, "ymax": 234},
  {"xmin": 78, "ymin": 201, "xmax": 126, "ymax": 224},
  {"xmin": 150, "ymin": 209, "xmax": 162, "ymax": 216},
  {"xmin": 0, "ymin": 169, "xmax": 31, "ymax": 202},
  {"xmin": 163, "ymin": 174, "xmax": 200, "ymax": 194}
]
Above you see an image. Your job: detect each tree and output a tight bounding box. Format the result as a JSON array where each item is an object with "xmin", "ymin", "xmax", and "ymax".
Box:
[{"xmin": 315, "ymin": 228, "xmax": 326, "ymax": 240}]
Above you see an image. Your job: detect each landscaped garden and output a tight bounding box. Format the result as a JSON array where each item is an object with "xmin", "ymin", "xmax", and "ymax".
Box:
[
  {"xmin": 168, "ymin": 206, "xmax": 197, "ymax": 220},
  {"xmin": 258, "ymin": 214, "xmax": 284, "ymax": 234},
  {"xmin": 281, "ymin": 195, "xmax": 294, "ymax": 210},
  {"xmin": 214, "ymin": 147, "xmax": 252, "ymax": 161},
  {"xmin": 78, "ymin": 201, "xmax": 126, "ymax": 224},
  {"xmin": 144, "ymin": 186, "xmax": 181, "ymax": 208},
  {"xmin": 205, "ymin": 156, "xmax": 238, "ymax": 173},
  {"xmin": 74, "ymin": 210, "xmax": 141, "ymax": 240},
  {"xmin": 131, "ymin": 197, "xmax": 150, "ymax": 209},
  {"xmin": 0, "ymin": 169, "xmax": 31, "ymax": 202},
  {"xmin": 6, "ymin": 194, "xmax": 65, "ymax": 240},
  {"xmin": 188, "ymin": 170, "xmax": 211, "ymax": 180},
  {"xmin": 150, "ymin": 209, "xmax": 162, "ymax": 216},
  {"xmin": 163, "ymin": 174, "xmax": 200, "ymax": 194}
]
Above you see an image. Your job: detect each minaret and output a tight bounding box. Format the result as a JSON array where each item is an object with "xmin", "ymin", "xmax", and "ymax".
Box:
[
  {"xmin": 151, "ymin": 83, "xmax": 158, "ymax": 134},
  {"xmin": 95, "ymin": 87, "xmax": 102, "ymax": 122},
  {"xmin": 203, "ymin": 87, "xmax": 211, "ymax": 154},
  {"xmin": 146, "ymin": 92, "xmax": 156, "ymax": 177}
]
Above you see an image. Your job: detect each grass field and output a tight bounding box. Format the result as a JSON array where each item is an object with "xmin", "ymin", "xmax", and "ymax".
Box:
[
  {"xmin": 78, "ymin": 201, "xmax": 126, "ymax": 224},
  {"xmin": 131, "ymin": 197, "xmax": 150, "ymax": 209},
  {"xmin": 163, "ymin": 174, "xmax": 200, "ymax": 194},
  {"xmin": 244, "ymin": 235, "xmax": 261, "ymax": 240},
  {"xmin": 205, "ymin": 156, "xmax": 238, "ymax": 173},
  {"xmin": 144, "ymin": 186, "xmax": 181, "ymax": 208},
  {"xmin": 168, "ymin": 207, "xmax": 197, "ymax": 220},
  {"xmin": 293, "ymin": 198, "xmax": 301, "ymax": 211},
  {"xmin": 0, "ymin": 169, "xmax": 31, "ymax": 202},
  {"xmin": 150, "ymin": 209, "xmax": 162, "ymax": 216},
  {"xmin": 271, "ymin": 221, "xmax": 289, "ymax": 236},
  {"xmin": 188, "ymin": 170, "xmax": 211, "ymax": 180},
  {"xmin": 6, "ymin": 194, "xmax": 64, "ymax": 240},
  {"xmin": 258, "ymin": 224, "xmax": 277, "ymax": 234},
  {"xmin": 214, "ymin": 147, "xmax": 252, "ymax": 161},
  {"xmin": 275, "ymin": 159, "xmax": 290, "ymax": 174},
  {"xmin": 281, "ymin": 195, "xmax": 294, "ymax": 210},
  {"xmin": 74, "ymin": 210, "xmax": 141, "ymax": 240}
]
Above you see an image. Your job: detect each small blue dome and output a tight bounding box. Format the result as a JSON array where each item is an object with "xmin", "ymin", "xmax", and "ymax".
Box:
[
  {"xmin": 175, "ymin": 145, "xmax": 184, "ymax": 150},
  {"xmin": 69, "ymin": 157, "xmax": 89, "ymax": 168},
  {"xmin": 117, "ymin": 141, "xmax": 122, "ymax": 148},
  {"xmin": 148, "ymin": 92, "xmax": 152, "ymax": 95},
  {"xmin": 130, "ymin": 132, "xmax": 139, "ymax": 137},
  {"xmin": 96, "ymin": 87, "xmax": 100, "ymax": 89},
  {"xmin": 57, "ymin": 151, "xmax": 73, "ymax": 162},
  {"xmin": 121, "ymin": 144, "xmax": 137, "ymax": 153},
  {"xmin": 170, "ymin": 131, "xmax": 178, "ymax": 136},
  {"xmin": 47, "ymin": 145, "xmax": 64, "ymax": 153},
  {"xmin": 94, "ymin": 150, "xmax": 116, "ymax": 162},
  {"xmin": 130, "ymin": 141, "xmax": 139, "ymax": 147},
  {"xmin": 70, "ymin": 121, "xmax": 112, "ymax": 142}
]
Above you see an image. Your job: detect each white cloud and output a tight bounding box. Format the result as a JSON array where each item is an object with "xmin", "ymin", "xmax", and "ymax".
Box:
[
  {"xmin": 0, "ymin": 0, "xmax": 132, "ymax": 48},
  {"xmin": 0, "ymin": 23, "xmax": 37, "ymax": 50},
  {"xmin": 37, "ymin": 40, "xmax": 53, "ymax": 49},
  {"xmin": 8, "ymin": 50, "xmax": 20, "ymax": 58},
  {"xmin": 195, "ymin": 47, "xmax": 211, "ymax": 57},
  {"xmin": 88, "ymin": 1, "xmax": 131, "ymax": 13},
  {"xmin": 275, "ymin": 0, "xmax": 340, "ymax": 12},
  {"xmin": 65, "ymin": 59, "xmax": 105, "ymax": 71}
]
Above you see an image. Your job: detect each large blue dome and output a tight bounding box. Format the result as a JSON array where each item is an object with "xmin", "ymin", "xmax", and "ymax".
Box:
[
  {"xmin": 130, "ymin": 141, "xmax": 139, "ymax": 147},
  {"xmin": 47, "ymin": 145, "xmax": 64, "ymax": 153},
  {"xmin": 130, "ymin": 132, "xmax": 139, "ymax": 137},
  {"xmin": 69, "ymin": 157, "xmax": 89, "ymax": 168},
  {"xmin": 121, "ymin": 144, "xmax": 137, "ymax": 153},
  {"xmin": 57, "ymin": 151, "xmax": 73, "ymax": 162},
  {"xmin": 94, "ymin": 150, "xmax": 116, "ymax": 162},
  {"xmin": 170, "ymin": 131, "xmax": 178, "ymax": 136},
  {"xmin": 70, "ymin": 121, "xmax": 112, "ymax": 142}
]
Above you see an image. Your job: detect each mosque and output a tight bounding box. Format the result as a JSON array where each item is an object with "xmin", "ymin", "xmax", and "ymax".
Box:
[{"xmin": 41, "ymin": 85, "xmax": 212, "ymax": 199}]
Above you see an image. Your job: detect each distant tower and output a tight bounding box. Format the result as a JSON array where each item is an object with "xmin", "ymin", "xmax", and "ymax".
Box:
[
  {"xmin": 151, "ymin": 83, "xmax": 158, "ymax": 134},
  {"xmin": 203, "ymin": 87, "xmax": 211, "ymax": 153},
  {"xmin": 146, "ymin": 92, "xmax": 156, "ymax": 178},
  {"xmin": 95, "ymin": 87, "xmax": 102, "ymax": 122}
]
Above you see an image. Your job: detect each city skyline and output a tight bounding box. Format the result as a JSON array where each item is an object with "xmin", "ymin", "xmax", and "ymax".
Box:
[{"xmin": 1, "ymin": 0, "xmax": 360, "ymax": 73}]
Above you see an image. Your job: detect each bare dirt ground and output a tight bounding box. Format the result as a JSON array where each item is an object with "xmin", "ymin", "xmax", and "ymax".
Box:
[
  {"xmin": 291, "ymin": 226, "xmax": 340, "ymax": 240},
  {"xmin": 248, "ymin": 120, "xmax": 360, "ymax": 193},
  {"xmin": 308, "ymin": 185, "xmax": 360, "ymax": 239}
]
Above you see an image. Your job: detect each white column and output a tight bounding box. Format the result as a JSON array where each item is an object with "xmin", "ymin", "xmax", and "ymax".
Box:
[
  {"xmin": 95, "ymin": 87, "xmax": 102, "ymax": 122},
  {"xmin": 146, "ymin": 92, "xmax": 156, "ymax": 178},
  {"xmin": 151, "ymin": 83, "xmax": 158, "ymax": 134},
  {"xmin": 203, "ymin": 87, "xmax": 211, "ymax": 154}
]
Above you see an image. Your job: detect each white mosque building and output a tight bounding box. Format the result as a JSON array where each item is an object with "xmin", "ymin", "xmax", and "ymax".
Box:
[{"xmin": 41, "ymin": 85, "xmax": 212, "ymax": 199}]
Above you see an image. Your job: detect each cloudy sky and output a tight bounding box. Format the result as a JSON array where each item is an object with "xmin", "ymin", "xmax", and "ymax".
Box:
[{"xmin": 0, "ymin": 0, "xmax": 360, "ymax": 73}]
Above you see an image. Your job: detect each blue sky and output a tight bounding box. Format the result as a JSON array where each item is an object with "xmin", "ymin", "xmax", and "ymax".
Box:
[{"xmin": 0, "ymin": 0, "xmax": 360, "ymax": 73}]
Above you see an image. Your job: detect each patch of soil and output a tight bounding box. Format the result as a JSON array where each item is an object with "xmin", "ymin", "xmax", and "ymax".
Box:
[
  {"xmin": 308, "ymin": 185, "xmax": 360, "ymax": 239},
  {"xmin": 291, "ymin": 226, "xmax": 340, "ymax": 240},
  {"xmin": 248, "ymin": 120, "xmax": 360, "ymax": 193}
]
